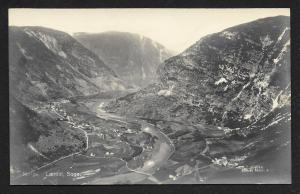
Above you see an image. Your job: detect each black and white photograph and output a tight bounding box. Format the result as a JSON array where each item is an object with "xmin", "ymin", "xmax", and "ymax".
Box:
[{"xmin": 9, "ymin": 8, "xmax": 291, "ymax": 185}]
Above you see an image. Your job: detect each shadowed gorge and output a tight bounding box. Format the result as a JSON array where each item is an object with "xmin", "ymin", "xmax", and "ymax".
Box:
[{"xmin": 74, "ymin": 31, "xmax": 174, "ymax": 88}]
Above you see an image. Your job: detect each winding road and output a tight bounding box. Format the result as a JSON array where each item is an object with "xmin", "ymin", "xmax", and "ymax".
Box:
[
  {"xmin": 13, "ymin": 102, "xmax": 175, "ymax": 184},
  {"xmin": 86, "ymin": 108, "xmax": 175, "ymax": 184}
]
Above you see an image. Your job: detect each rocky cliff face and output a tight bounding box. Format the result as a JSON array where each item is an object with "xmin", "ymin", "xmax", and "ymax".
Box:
[
  {"xmin": 9, "ymin": 26, "xmax": 128, "ymax": 107},
  {"xmin": 74, "ymin": 31, "xmax": 174, "ymax": 88},
  {"xmin": 106, "ymin": 16, "xmax": 290, "ymax": 128}
]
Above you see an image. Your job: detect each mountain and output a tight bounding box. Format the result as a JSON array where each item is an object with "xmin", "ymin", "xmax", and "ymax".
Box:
[
  {"xmin": 10, "ymin": 96, "xmax": 86, "ymax": 173},
  {"xmin": 9, "ymin": 26, "xmax": 128, "ymax": 107},
  {"xmin": 106, "ymin": 16, "xmax": 291, "ymax": 129},
  {"xmin": 9, "ymin": 26, "xmax": 128, "ymax": 175},
  {"xmin": 74, "ymin": 31, "xmax": 174, "ymax": 88},
  {"xmin": 10, "ymin": 16, "xmax": 291, "ymax": 184}
]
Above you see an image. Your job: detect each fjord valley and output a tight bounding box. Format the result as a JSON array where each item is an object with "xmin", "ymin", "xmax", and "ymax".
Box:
[{"xmin": 10, "ymin": 16, "xmax": 291, "ymax": 184}]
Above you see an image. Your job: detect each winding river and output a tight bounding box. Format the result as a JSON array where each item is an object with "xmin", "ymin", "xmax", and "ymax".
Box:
[{"xmin": 15, "ymin": 102, "xmax": 175, "ymax": 185}]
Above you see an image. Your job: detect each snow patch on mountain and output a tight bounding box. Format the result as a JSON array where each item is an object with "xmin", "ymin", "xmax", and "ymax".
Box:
[
  {"xmin": 56, "ymin": 64, "xmax": 62, "ymax": 71},
  {"xmin": 273, "ymin": 39, "xmax": 290, "ymax": 65},
  {"xmin": 31, "ymin": 81, "xmax": 48, "ymax": 96},
  {"xmin": 232, "ymin": 81, "xmax": 251, "ymax": 102},
  {"xmin": 260, "ymin": 116, "xmax": 286, "ymax": 131},
  {"xmin": 244, "ymin": 38, "xmax": 261, "ymax": 46},
  {"xmin": 58, "ymin": 51, "xmax": 67, "ymax": 58},
  {"xmin": 260, "ymin": 35, "xmax": 273, "ymax": 48},
  {"xmin": 16, "ymin": 43, "xmax": 33, "ymax": 60},
  {"xmin": 244, "ymin": 114, "xmax": 252, "ymax": 120},
  {"xmin": 272, "ymin": 90, "xmax": 283, "ymax": 110},
  {"xmin": 215, "ymin": 77, "xmax": 228, "ymax": 85},
  {"xmin": 111, "ymin": 80, "xmax": 126, "ymax": 91},
  {"xmin": 24, "ymin": 28, "xmax": 67, "ymax": 58},
  {"xmin": 224, "ymin": 85, "xmax": 229, "ymax": 91},
  {"xmin": 221, "ymin": 31, "xmax": 238, "ymax": 40},
  {"xmin": 256, "ymin": 76, "xmax": 270, "ymax": 89},
  {"xmin": 277, "ymin": 27, "xmax": 289, "ymax": 42},
  {"xmin": 158, "ymin": 85, "xmax": 174, "ymax": 97}
]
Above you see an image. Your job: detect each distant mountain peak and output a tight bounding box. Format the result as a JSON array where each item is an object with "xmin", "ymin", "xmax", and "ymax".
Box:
[{"xmin": 74, "ymin": 31, "xmax": 174, "ymax": 87}]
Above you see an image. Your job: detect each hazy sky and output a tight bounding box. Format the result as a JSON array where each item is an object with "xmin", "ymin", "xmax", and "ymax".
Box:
[{"xmin": 9, "ymin": 8, "xmax": 289, "ymax": 53}]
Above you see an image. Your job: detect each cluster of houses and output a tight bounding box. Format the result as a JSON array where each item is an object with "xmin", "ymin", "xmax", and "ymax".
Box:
[
  {"xmin": 45, "ymin": 100, "xmax": 159, "ymax": 161},
  {"xmin": 47, "ymin": 102, "xmax": 95, "ymax": 133}
]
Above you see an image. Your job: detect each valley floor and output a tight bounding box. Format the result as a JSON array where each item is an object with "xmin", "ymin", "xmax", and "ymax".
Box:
[{"xmin": 11, "ymin": 95, "xmax": 291, "ymax": 184}]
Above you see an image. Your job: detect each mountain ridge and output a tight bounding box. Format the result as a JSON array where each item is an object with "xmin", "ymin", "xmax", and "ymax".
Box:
[
  {"xmin": 106, "ymin": 15, "xmax": 291, "ymax": 128},
  {"xmin": 9, "ymin": 26, "xmax": 130, "ymax": 107}
]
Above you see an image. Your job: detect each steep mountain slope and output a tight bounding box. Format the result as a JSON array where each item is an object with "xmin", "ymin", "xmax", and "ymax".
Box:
[
  {"xmin": 106, "ymin": 16, "xmax": 290, "ymax": 128},
  {"xmin": 9, "ymin": 26, "xmax": 128, "ymax": 107},
  {"xmin": 10, "ymin": 97, "xmax": 86, "ymax": 174},
  {"xmin": 9, "ymin": 26, "xmax": 128, "ymax": 176},
  {"xmin": 74, "ymin": 31, "xmax": 174, "ymax": 88}
]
